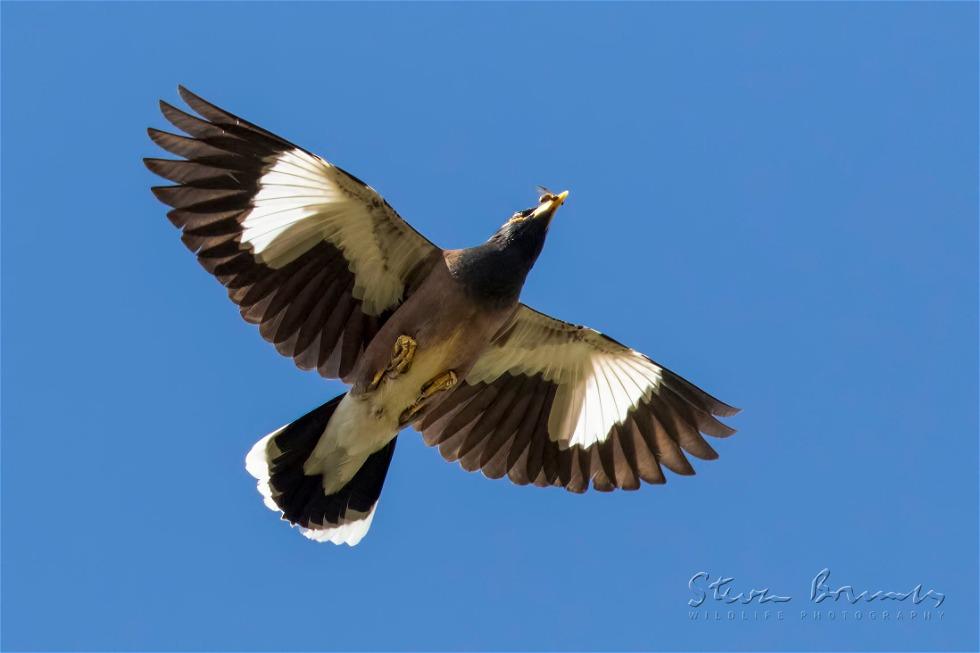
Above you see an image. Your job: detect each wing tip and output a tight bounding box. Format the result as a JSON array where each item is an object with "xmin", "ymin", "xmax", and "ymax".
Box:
[
  {"xmin": 177, "ymin": 84, "xmax": 203, "ymax": 108},
  {"xmin": 149, "ymin": 184, "xmax": 171, "ymax": 202},
  {"xmin": 143, "ymin": 157, "xmax": 172, "ymax": 179},
  {"xmin": 701, "ymin": 414, "xmax": 738, "ymax": 438},
  {"xmin": 689, "ymin": 444, "xmax": 720, "ymax": 461},
  {"xmin": 177, "ymin": 84, "xmax": 204, "ymax": 112},
  {"xmin": 713, "ymin": 403, "xmax": 741, "ymax": 418}
]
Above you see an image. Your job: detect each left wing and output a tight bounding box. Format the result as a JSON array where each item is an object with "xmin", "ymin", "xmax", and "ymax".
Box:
[
  {"xmin": 145, "ymin": 87, "xmax": 440, "ymax": 380},
  {"xmin": 416, "ymin": 305, "xmax": 739, "ymax": 492}
]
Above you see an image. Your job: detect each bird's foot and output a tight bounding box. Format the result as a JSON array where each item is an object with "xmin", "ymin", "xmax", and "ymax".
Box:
[
  {"xmin": 370, "ymin": 335, "xmax": 417, "ymax": 389},
  {"xmin": 421, "ymin": 370, "xmax": 457, "ymax": 398},
  {"xmin": 389, "ymin": 335, "xmax": 417, "ymax": 376},
  {"xmin": 399, "ymin": 370, "xmax": 458, "ymax": 425}
]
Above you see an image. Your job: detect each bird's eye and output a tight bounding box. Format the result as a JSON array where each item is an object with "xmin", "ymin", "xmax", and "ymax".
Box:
[{"xmin": 538, "ymin": 194, "xmax": 552, "ymax": 204}]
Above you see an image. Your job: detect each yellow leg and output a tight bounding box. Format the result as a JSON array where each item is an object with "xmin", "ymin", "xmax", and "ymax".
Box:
[
  {"xmin": 421, "ymin": 370, "xmax": 458, "ymax": 398},
  {"xmin": 389, "ymin": 335, "xmax": 416, "ymax": 376},
  {"xmin": 370, "ymin": 335, "xmax": 417, "ymax": 389},
  {"xmin": 399, "ymin": 370, "xmax": 458, "ymax": 425}
]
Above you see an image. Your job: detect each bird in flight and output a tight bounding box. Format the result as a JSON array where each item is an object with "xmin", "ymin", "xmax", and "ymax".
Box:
[{"xmin": 146, "ymin": 87, "xmax": 739, "ymax": 546}]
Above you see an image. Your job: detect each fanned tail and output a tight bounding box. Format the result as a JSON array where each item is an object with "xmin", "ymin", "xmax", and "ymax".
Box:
[{"xmin": 245, "ymin": 394, "xmax": 397, "ymax": 546}]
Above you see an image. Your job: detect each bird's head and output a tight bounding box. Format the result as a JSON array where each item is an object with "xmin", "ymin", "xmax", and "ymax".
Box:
[
  {"xmin": 488, "ymin": 189, "xmax": 569, "ymax": 257},
  {"xmin": 455, "ymin": 188, "xmax": 570, "ymax": 302}
]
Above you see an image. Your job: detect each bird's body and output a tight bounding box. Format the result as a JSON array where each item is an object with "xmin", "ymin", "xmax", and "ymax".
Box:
[
  {"xmin": 351, "ymin": 252, "xmax": 522, "ymax": 394},
  {"xmin": 148, "ymin": 88, "xmax": 739, "ymax": 546},
  {"xmin": 306, "ymin": 256, "xmax": 519, "ymax": 493}
]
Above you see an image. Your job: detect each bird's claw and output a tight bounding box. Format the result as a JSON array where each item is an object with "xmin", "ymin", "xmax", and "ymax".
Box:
[
  {"xmin": 370, "ymin": 335, "xmax": 416, "ymax": 390},
  {"xmin": 389, "ymin": 335, "xmax": 416, "ymax": 376},
  {"xmin": 399, "ymin": 370, "xmax": 458, "ymax": 425},
  {"xmin": 421, "ymin": 370, "xmax": 457, "ymax": 398}
]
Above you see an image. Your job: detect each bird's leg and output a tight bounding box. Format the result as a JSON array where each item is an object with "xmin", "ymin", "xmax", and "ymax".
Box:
[
  {"xmin": 399, "ymin": 370, "xmax": 458, "ymax": 426},
  {"xmin": 370, "ymin": 335, "xmax": 417, "ymax": 389},
  {"xmin": 420, "ymin": 370, "xmax": 458, "ymax": 398}
]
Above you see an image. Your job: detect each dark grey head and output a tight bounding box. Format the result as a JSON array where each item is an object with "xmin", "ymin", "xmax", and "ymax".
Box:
[
  {"xmin": 453, "ymin": 190, "xmax": 569, "ymax": 305},
  {"xmin": 487, "ymin": 189, "xmax": 569, "ymax": 265},
  {"xmin": 487, "ymin": 190, "xmax": 568, "ymax": 262}
]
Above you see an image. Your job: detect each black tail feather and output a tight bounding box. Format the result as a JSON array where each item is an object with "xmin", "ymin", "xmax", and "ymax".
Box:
[{"xmin": 245, "ymin": 393, "xmax": 397, "ymax": 545}]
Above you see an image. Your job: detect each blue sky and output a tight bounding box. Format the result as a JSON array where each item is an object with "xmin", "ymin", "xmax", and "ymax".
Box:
[{"xmin": 2, "ymin": 2, "xmax": 976, "ymax": 651}]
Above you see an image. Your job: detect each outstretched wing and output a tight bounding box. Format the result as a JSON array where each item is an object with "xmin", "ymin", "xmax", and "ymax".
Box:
[
  {"xmin": 416, "ymin": 305, "xmax": 739, "ymax": 492},
  {"xmin": 145, "ymin": 87, "xmax": 440, "ymax": 380}
]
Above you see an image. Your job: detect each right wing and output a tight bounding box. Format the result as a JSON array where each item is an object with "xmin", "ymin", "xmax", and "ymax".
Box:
[
  {"xmin": 417, "ymin": 305, "xmax": 738, "ymax": 492},
  {"xmin": 145, "ymin": 87, "xmax": 440, "ymax": 380}
]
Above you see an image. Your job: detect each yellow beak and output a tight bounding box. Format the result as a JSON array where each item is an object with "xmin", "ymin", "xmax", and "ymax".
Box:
[
  {"xmin": 528, "ymin": 189, "xmax": 570, "ymax": 221},
  {"xmin": 542, "ymin": 190, "xmax": 569, "ymax": 212}
]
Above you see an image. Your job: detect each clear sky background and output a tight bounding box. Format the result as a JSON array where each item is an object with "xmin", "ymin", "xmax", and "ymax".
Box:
[{"xmin": 2, "ymin": 2, "xmax": 977, "ymax": 652}]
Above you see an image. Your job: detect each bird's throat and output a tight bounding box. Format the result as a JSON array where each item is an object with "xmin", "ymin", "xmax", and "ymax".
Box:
[{"xmin": 451, "ymin": 244, "xmax": 537, "ymax": 307}]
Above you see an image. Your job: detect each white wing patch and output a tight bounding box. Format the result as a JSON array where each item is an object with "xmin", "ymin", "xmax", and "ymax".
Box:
[
  {"xmin": 467, "ymin": 311, "xmax": 663, "ymax": 449},
  {"xmin": 241, "ymin": 148, "xmax": 431, "ymax": 315}
]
